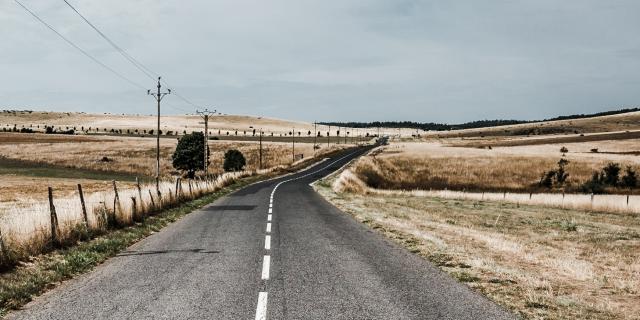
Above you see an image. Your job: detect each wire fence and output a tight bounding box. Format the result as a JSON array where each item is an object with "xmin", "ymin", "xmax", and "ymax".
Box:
[{"xmin": 0, "ymin": 170, "xmax": 252, "ymax": 267}]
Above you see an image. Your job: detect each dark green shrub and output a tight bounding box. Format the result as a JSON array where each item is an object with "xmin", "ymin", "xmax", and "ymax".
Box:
[
  {"xmin": 223, "ymin": 149, "xmax": 246, "ymax": 172},
  {"xmin": 539, "ymin": 170, "xmax": 556, "ymax": 188},
  {"xmin": 602, "ymin": 162, "xmax": 621, "ymax": 186},
  {"xmin": 556, "ymin": 158, "xmax": 569, "ymax": 185},
  {"xmin": 621, "ymin": 166, "xmax": 637, "ymax": 188}
]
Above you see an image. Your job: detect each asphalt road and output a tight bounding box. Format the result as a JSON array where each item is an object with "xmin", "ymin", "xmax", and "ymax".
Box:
[{"xmin": 8, "ymin": 146, "xmax": 515, "ymax": 320}]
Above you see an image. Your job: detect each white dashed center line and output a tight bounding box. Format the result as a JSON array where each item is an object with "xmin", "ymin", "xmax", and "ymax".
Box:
[
  {"xmin": 261, "ymin": 255, "xmax": 270, "ymax": 280},
  {"xmin": 267, "ymin": 214, "xmax": 272, "ymax": 222},
  {"xmin": 266, "ymin": 223, "xmax": 272, "ymax": 233},
  {"xmin": 265, "ymin": 235, "xmax": 271, "ymax": 250},
  {"xmin": 255, "ymin": 292, "xmax": 268, "ymax": 320}
]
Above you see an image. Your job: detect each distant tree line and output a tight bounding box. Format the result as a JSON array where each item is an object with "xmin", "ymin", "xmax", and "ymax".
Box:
[{"xmin": 320, "ymin": 107, "xmax": 640, "ymax": 131}]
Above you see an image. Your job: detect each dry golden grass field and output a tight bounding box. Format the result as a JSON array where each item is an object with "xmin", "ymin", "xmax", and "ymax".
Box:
[
  {"xmin": 0, "ymin": 132, "xmax": 335, "ymax": 177},
  {"xmin": 352, "ymin": 137, "xmax": 640, "ymax": 194},
  {"xmin": 316, "ymin": 177, "xmax": 640, "ymax": 320}
]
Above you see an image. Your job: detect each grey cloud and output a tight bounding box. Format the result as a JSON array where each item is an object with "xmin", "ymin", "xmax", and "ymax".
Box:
[{"xmin": 1, "ymin": 0, "xmax": 639, "ymax": 123}]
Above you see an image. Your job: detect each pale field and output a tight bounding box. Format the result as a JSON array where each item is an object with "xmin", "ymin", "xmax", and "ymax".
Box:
[
  {"xmin": 0, "ymin": 133, "xmax": 343, "ymax": 177},
  {"xmin": 316, "ymin": 174, "xmax": 640, "ymax": 320},
  {"xmin": 425, "ymin": 111, "xmax": 640, "ymax": 137},
  {"xmin": 0, "ymin": 111, "xmax": 394, "ymax": 137},
  {"xmin": 354, "ymin": 139, "xmax": 640, "ymax": 193}
]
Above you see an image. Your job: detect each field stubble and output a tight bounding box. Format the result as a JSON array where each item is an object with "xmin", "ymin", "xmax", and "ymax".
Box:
[
  {"xmin": 354, "ymin": 140, "xmax": 640, "ymax": 195},
  {"xmin": 316, "ymin": 174, "xmax": 640, "ymax": 319}
]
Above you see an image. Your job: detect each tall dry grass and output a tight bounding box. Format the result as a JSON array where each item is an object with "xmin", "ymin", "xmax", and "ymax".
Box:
[
  {"xmin": 334, "ymin": 168, "xmax": 640, "ymax": 215},
  {"xmin": 0, "ymin": 171, "xmax": 250, "ymax": 268},
  {"xmin": 350, "ymin": 142, "xmax": 640, "ymax": 194}
]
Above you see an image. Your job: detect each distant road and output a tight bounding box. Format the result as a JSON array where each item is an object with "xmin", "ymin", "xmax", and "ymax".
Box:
[{"xmin": 8, "ymin": 147, "xmax": 514, "ymax": 320}]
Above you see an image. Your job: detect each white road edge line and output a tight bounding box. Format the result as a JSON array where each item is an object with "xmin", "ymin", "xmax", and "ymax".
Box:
[
  {"xmin": 261, "ymin": 255, "xmax": 270, "ymax": 280},
  {"xmin": 255, "ymin": 292, "xmax": 268, "ymax": 320},
  {"xmin": 265, "ymin": 235, "xmax": 271, "ymax": 250},
  {"xmin": 266, "ymin": 223, "xmax": 271, "ymax": 233}
]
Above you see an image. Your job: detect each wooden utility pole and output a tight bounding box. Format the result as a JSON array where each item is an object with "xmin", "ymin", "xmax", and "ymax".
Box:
[
  {"xmin": 197, "ymin": 108, "xmax": 216, "ymax": 176},
  {"xmin": 313, "ymin": 122, "xmax": 317, "ymax": 153},
  {"xmin": 292, "ymin": 127, "xmax": 295, "ymax": 162},
  {"xmin": 147, "ymin": 77, "xmax": 171, "ymax": 194},
  {"xmin": 259, "ymin": 128, "xmax": 263, "ymax": 169}
]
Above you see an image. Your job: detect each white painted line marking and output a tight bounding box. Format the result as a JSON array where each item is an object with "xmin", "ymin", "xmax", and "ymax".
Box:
[
  {"xmin": 268, "ymin": 208, "xmax": 272, "ymax": 214},
  {"xmin": 255, "ymin": 292, "xmax": 268, "ymax": 320},
  {"xmin": 267, "ymin": 214, "xmax": 272, "ymax": 221},
  {"xmin": 261, "ymin": 255, "xmax": 270, "ymax": 280},
  {"xmin": 266, "ymin": 223, "xmax": 271, "ymax": 233},
  {"xmin": 269, "ymin": 203, "xmax": 272, "ymax": 209},
  {"xmin": 265, "ymin": 235, "xmax": 271, "ymax": 250}
]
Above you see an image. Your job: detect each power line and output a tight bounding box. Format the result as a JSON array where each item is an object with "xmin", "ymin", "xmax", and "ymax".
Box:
[
  {"xmin": 61, "ymin": 0, "xmax": 203, "ymax": 112},
  {"xmin": 14, "ymin": 0, "xmax": 146, "ymax": 90},
  {"xmin": 61, "ymin": 0, "xmax": 158, "ymax": 82}
]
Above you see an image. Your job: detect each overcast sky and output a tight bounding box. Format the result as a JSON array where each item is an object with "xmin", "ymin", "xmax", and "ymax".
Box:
[{"xmin": 1, "ymin": 0, "xmax": 639, "ymax": 123}]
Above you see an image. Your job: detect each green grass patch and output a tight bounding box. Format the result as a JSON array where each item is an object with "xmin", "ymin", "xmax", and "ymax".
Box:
[{"xmin": 0, "ymin": 157, "xmax": 146, "ymax": 182}]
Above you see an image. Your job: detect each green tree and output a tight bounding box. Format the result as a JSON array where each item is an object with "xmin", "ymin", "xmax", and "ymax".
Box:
[
  {"xmin": 223, "ymin": 149, "xmax": 246, "ymax": 172},
  {"xmin": 172, "ymin": 132, "xmax": 206, "ymax": 178}
]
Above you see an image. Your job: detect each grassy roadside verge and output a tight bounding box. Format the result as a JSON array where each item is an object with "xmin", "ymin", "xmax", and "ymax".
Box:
[
  {"xmin": 313, "ymin": 175, "xmax": 639, "ymax": 320},
  {"xmin": 0, "ymin": 176, "xmax": 257, "ymax": 316}
]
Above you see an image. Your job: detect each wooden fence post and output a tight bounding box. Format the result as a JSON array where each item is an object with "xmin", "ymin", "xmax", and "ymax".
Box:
[
  {"xmin": 148, "ymin": 190, "xmax": 156, "ymax": 211},
  {"xmin": 48, "ymin": 187, "xmax": 59, "ymax": 245},
  {"xmin": 175, "ymin": 178, "xmax": 181, "ymax": 199},
  {"xmin": 131, "ymin": 197, "xmax": 138, "ymax": 221},
  {"xmin": 627, "ymin": 194, "xmax": 630, "ymax": 206},
  {"xmin": 188, "ymin": 180, "xmax": 193, "ymax": 198},
  {"xmin": 77, "ymin": 184, "xmax": 88, "ymax": 227},
  {"xmin": 0, "ymin": 227, "xmax": 9, "ymax": 263},
  {"xmin": 136, "ymin": 177, "xmax": 144, "ymax": 214},
  {"xmin": 112, "ymin": 181, "xmax": 120, "ymax": 224}
]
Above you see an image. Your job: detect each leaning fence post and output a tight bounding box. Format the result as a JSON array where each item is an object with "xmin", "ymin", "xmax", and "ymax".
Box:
[
  {"xmin": 148, "ymin": 190, "xmax": 156, "ymax": 211},
  {"xmin": 175, "ymin": 178, "xmax": 181, "ymax": 199},
  {"xmin": 48, "ymin": 187, "xmax": 60, "ymax": 245},
  {"xmin": 77, "ymin": 184, "xmax": 88, "ymax": 227},
  {"xmin": 627, "ymin": 194, "xmax": 630, "ymax": 206},
  {"xmin": 136, "ymin": 177, "xmax": 144, "ymax": 212},
  {"xmin": 188, "ymin": 180, "xmax": 193, "ymax": 198},
  {"xmin": 112, "ymin": 180, "xmax": 120, "ymax": 224},
  {"xmin": 131, "ymin": 197, "xmax": 138, "ymax": 221},
  {"xmin": 0, "ymin": 227, "xmax": 9, "ymax": 263}
]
